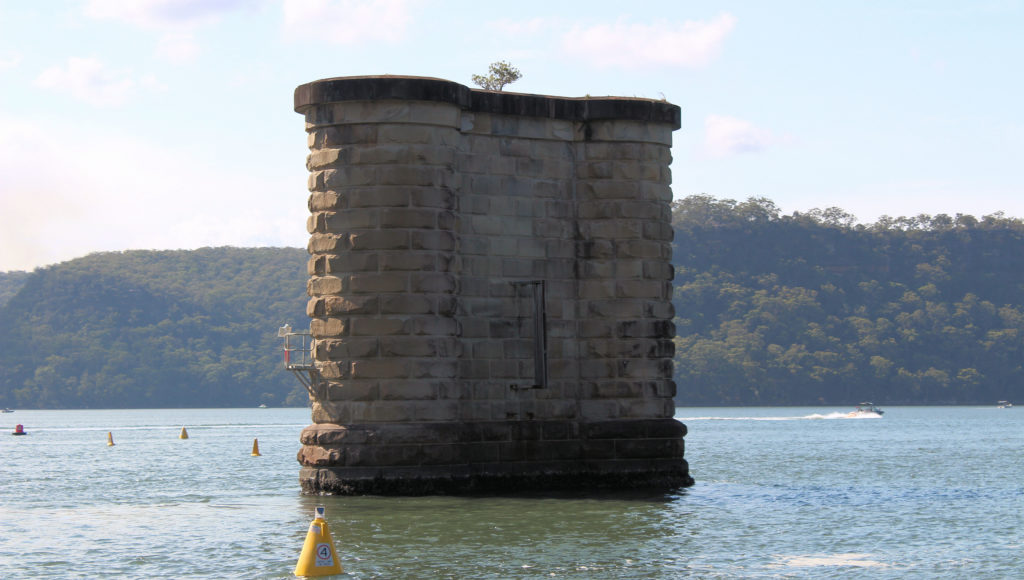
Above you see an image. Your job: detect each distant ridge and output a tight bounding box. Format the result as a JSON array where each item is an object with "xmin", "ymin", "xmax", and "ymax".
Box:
[
  {"xmin": 0, "ymin": 247, "xmax": 308, "ymax": 409},
  {"xmin": 671, "ymin": 195, "xmax": 1024, "ymax": 406},
  {"xmin": 4, "ymin": 196, "xmax": 1024, "ymax": 409}
]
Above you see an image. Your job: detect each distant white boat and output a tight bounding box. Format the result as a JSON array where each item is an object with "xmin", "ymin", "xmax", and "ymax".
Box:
[
  {"xmin": 848, "ymin": 402, "xmax": 884, "ymax": 417},
  {"xmin": 258, "ymin": 404, "xmax": 268, "ymax": 408},
  {"xmin": 997, "ymin": 400, "xmax": 1013, "ymax": 409},
  {"xmin": 1, "ymin": 408, "xmax": 12, "ymax": 413}
]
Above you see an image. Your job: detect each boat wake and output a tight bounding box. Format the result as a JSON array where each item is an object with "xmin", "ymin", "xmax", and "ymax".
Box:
[
  {"xmin": 678, "ymin": 412, "xmax": 882, "ymax": 421},
  {"xmin": 774, "ymin": 552, "xmax": 889, "ymax": 569}
]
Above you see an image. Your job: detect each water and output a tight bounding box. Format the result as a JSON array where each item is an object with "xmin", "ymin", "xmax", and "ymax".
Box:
[{"xmin": 1, "ymin": 406, "xmax": 1021, "ymax": 578}]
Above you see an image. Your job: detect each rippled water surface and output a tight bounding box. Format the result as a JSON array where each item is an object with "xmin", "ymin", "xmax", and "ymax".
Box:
[{"xmin": 1, "ymin": 406, "xmax": 1021, "ymax": 578}]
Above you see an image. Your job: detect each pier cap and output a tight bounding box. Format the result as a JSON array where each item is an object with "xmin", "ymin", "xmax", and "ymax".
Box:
[{"xmin": 294, "ymin": 75, "xmax": 681, "ymax": 129}]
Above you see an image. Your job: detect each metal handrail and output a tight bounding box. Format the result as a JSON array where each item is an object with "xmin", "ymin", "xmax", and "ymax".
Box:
[{"xmin": 278, "ymin": 325, "xmax": 326, "ymax": 401}]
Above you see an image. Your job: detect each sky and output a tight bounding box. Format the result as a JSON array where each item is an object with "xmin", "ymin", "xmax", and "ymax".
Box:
[{"xmin": 2, "ymin": 0, "xmax": 1023, "ymax": 272}]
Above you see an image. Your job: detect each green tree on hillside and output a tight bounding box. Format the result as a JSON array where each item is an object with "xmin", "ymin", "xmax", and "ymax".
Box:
[
  {"xmin": 671, "ymin": 195, "xmax": 1024, "ymax": 405},
  {"xmin": 0, "ymin": 248, "xmax": 310, "ymax": 409}
]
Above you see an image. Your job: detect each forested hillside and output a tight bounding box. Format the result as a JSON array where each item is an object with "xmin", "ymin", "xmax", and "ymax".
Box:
[
  {"xmin": 0, "ymin": 270, "xmax": 30, "ymax": 308},
  {"xmin": 0, "ymin": 248, "xmax": 309, "ymax": 409},
  {"xmin": 671, "ymin": 195, "xmax": 1024, "ymax": 405},
  {"xmin": 4, "ymin": 198, "xmax": 1024, "ymax": 409}
]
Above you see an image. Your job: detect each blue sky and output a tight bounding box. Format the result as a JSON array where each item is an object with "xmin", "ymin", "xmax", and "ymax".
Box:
[{"xmin": 2, "ymin": 0, "xmax": 1023, "ymax": 272}]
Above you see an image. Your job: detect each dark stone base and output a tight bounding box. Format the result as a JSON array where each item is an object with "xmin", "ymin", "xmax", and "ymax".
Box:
[
  {"xmin": 297, "ymin": 418, "xmax": 694, "ymax": 495},
  {"xmin": 300, "ymin": 462, "xmax": 694, "ymax": 496}
]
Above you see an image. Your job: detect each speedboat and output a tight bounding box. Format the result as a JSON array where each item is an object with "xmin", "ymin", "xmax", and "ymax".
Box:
[
  {"xmin": 997, "ymin": 400, "xmax": 1013, "ymax": 408},
  {"xmin": 848, "ymin": 402, "xmax": 884, "ymax": 417}
]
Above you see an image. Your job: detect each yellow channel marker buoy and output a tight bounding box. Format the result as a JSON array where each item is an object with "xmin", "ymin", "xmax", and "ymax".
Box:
[
  {"xmin": 107, "ymin": 432, "xmax": 114, "ymax": 446},
  {"xmin": 179, "ymin": 426, "xmax": 189, "ymax": 439},
  {"xmin": 251, "ymin": 438, "xmax": 261, "ymax": 456},
  {"xmin": 294, "ymin": 506, "xmax": 342, "ymax": 577}
]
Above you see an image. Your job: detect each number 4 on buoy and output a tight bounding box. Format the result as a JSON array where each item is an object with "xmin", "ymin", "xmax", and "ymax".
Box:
[{"xmin": 294, "ymin": 506, "xmax": 342, "ymax": 576}]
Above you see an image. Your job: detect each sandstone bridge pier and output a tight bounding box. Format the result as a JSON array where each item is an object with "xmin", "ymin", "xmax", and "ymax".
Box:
[{"xmin": 291, "ymin": 75, "xmax": 693, "ymax": 494}]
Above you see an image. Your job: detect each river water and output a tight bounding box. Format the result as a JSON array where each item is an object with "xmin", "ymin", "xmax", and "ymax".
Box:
[{"xmin": 0, "ymin": 406, "xmax": 1020, "ymax": 578}]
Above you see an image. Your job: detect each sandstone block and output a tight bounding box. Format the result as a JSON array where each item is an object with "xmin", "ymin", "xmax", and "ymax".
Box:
[
  {"xmin": 380, "ymin": 294, "xmax": 434, "ymax": 315},
  {"xmin": 579, "ymin": 399, "xmax": 620, "ymax": 420},
  {"xmin": 307, "ymin": 276, "xmax": 344, "ymax": 296},
  {"xmin": 318, "ymin": 361, "xmax": 349, "ymax": 380},
  {"xmin": 411, "ymin": 230, "xmax": 455, "ymax": 251},
  {"xmin": 409, "ymin": 399, "xmax": 458, "ymax": 422},
  {"xmin": 641, "ymin": 181, "xmax": 673, "ymax": 202},
  {"xmin": 359, "ymin": 402, "xmax": 413, "ymax": 422},
  {"xmin": 315, "ymin": 338, "xmax": 379, "ymax": 359},
  {"xmin": 308, "ymin": 233, "xmax": 347, "ymax": 253},
  {"xmin": 617, "ymin": 279, "xmax": 669, "ymax": 299},
  {"xmin": 380, "ymin": 336, "xmax": 440, "ymax": 357},
  {"xmin": 378, "ymin": 165, "xmax": 453, "ymax": 187},
  {"xmin": 306, "ymin": 147, "xmax": 346, "ymax": 170},
  {"xmin": 578, "ymin": 280, "xmax": 616, "ymax": 299},
  {"xmin": 308, "ymin": 191, "xmax": 344, "ymax": 211},
  {"xmin": 411, "ymin": 272, "xmax": 456, "ymax": 294},
  {"xmin": 347, "ymin": 272, "xmax": 410, "ymax": 293},
  {"xmin": 587, "ymin": 120, "xmax": 673, "ymax": 145},
  {"xmin": 349, "ymin": 230, "xmax": 410, "ymax": 250},
  {"xmin": 642, "ymin": 221, "xmax": 675, "ymax": 242},
  {"xmin": 324, "ymin": 295, "xmax": 379, "ymax": 315},
  {"xmin": 586, "ymin": 300, "xmax": 644, "ymax": 319},
  {"xmin": 379, "ymin": 208, "xmax": 438, "ymax": 229},
  {"xmin": 613, "ymin": 161, "xmax": 662, "ymax": 182},
  {"xmin": 324, "ymin": 166, "xmax": 377, "ymax": 188},
  {"xmin": 643, "ymin": 260, "xmax": 676, "ymax": 281},
  {"xmin": 351, "ymin": 359, "xmax": 410, "ymax": 379},
  {"xmin": 379, "ymin": 381, "xmax": 437, "ymax": 400},
  {"xmin": 349, "ymin": 187, "xmax": 410, "ymax": 208},
  {"xmin": 309, "ymin": 124, "xmax": 378, "ymax": 148},
  {"xmin": 410, "ymin": 360, "xmax": 458, "ymax": 379},
  {"xmin": 350, "ymin": 317, "xmax": 406, "ymax": 336},
  {"xmin": 406, "ymin": 317, "xmax": 459, "ymax": 336},
  {"xmin": 310, "ymin": 317, "xmax": 346, "ymax": 338},
  {"xmin": 321, "ymin": 252, "xmax": 379, "ymax": 274},
  {"xmin": 325, "ymin": 209, "xmax": 379, "ymax": 230}
]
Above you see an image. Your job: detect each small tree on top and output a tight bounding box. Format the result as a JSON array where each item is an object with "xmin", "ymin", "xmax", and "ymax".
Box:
[{"xmin": 471, "ymin": 61, "xmax": 522, "ymax": 91}]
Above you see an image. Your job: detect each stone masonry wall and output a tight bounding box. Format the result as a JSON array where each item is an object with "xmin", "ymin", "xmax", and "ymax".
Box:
[{"xmin": 295, "ymin": 76, "xmax": 692, "ymax": 494}]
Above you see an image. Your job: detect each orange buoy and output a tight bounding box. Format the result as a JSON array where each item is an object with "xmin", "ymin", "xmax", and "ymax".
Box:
[
  {"xmin": 179, "ymin": 426, "xmax": 189, "ymax": 439},
  {"xmin": 107, "ymin": 431, "xmax": 115, "ymax": 446},
  {"xmin": 251, "ymin": 438, "xmax": 261, "ymax": 456}
]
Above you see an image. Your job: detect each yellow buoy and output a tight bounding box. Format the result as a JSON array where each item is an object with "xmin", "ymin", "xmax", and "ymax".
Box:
[
  {"xmin": 251, "ymin": 438, "xmax": 261, "ymax": 456},
  {"xmin": 107, "ymin": 432, "xmax": 114, "ymax": 446},
  {"xmin": 179, "ymin": 426, "xmax": 189, "ymax": 439},
  {"xmin": 294, "ymin": 506, "xmax": 342, "ymax": 577}
]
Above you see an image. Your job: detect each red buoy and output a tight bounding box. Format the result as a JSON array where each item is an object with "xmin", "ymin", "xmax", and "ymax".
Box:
[{"xmin": 12, "ymin": 424, "xmax": 26, "ymax": 435}]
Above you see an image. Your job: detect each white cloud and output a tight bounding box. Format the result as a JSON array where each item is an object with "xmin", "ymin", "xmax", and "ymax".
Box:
[
  {"xmin": 34, "ymin": 57, "xmax": 142, "ymax": 107},
  {"xmin": 488, "ymin": 17, "xmax": 548, "ymax": 37},
  {"xmin": 0, "ymin": 115, "xmax": 306, "ymax": 272},
  {"xmin": 0, "ymin": 51, "xmax": 22, "ymax": 70},
  {"xmin": 562, "ymin": 13, "xmax": 736, "ymax": 68},
  {"xmin": 83, "ymin": 0, "xmax": 248, "ymax": 28},
  {"xmin": 140, "ymin": 73, "xmax": 168, "ymax": 92},
  {"xmin": 83, "ymin": 0, "xmax": 249, "ymax": 63},
  {"xmin": 156, "ymin": 31, "xmax": 201, "ymax": 63},
  {"xmin": 282, "ymin": 0, "xmax": 416, "ymax": 44},
  {"xmin": 703, "ymin": 114, "xmax": 774, "ymax": 158}
]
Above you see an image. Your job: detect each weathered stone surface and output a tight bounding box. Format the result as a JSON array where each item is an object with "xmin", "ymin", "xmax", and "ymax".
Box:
[{"xmin": 294, "ymin": 76, "xmax": 691, "ymax": 495}]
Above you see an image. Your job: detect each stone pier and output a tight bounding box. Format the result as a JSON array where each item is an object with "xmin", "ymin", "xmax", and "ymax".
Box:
[{"xmin": 294, "ymin": 75, "xmax": 693, "ymax": 494}]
